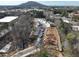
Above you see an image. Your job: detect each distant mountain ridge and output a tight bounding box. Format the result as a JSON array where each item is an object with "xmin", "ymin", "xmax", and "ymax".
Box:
[
  {"xmin": 0, "ymin": 1, "xmax": 79, "ymax": 9},
  {"xmin": 0, "ymin": 1, "xmax": 50, "ymax": 9},
  {"xmin": 18, "ymin": 1, "xmax": 49, "ymax": 9}
]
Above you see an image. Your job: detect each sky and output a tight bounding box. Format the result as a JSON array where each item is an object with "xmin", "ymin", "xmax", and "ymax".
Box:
[{"xmin": 0, "ymin": 0, "xmax": 79, "ymax": 6}]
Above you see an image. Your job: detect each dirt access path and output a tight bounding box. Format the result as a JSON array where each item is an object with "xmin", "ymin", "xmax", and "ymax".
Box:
[{"xmin": 43, "ymin": 27, "xmax": 63, "ymax": 57}]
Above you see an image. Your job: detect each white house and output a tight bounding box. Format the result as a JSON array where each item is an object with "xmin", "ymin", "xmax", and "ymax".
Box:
[
  {"xmin": 61, "ymin": 17, "xmax": 71, "ymax": 23},
  {"xmin": 72, "ymin": 26, "xmax": 79, "ymax": 31}
]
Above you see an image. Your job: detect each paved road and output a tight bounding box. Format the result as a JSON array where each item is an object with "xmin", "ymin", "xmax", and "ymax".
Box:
[{"xmin": 11, "ymin": 46, "xmax": 40, "ymax": 57}]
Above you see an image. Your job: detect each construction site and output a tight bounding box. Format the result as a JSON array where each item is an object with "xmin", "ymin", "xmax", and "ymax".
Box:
[
  {"xmin": 0, "ymin": 8, "xmax": 63, "ymax": 57},
  {"xmin": 43, "ymin": 27, "xmax": 62, "ymax": 57},
  {"xmin": 6, "ymin": 18, "xmax": 63, "ymax": 57}
]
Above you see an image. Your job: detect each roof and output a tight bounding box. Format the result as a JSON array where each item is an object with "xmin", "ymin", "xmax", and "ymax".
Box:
[
  {"xmin": 72, "ymin": 26, "xmax": 79, "ymax": 28},
  {"xmin": 62, "ymin": 17, "xmax": 70, "ymax": 23},
  {"xmin": 63, "ymin": 19, "xmax": 70, "ymax": 23},
  {"xmin": 0, "ymin": 42, "xmax": 12, "ymax": 53},
  {"xmin": 34, "ymin": 18, "xmax": 50, "ymax": 27},
  {"xmin": 74, "ymin": 14, "xmax": 79, "ymax": 16},
  {"xmin": 0, "ymin": 16, "xmax": 18, "ymax": 23}
]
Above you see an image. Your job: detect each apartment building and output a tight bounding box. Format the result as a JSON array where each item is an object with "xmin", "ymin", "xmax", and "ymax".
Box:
[{"xmin": 0, "ymin": 16, "xmax": 18, "ymax": 54}]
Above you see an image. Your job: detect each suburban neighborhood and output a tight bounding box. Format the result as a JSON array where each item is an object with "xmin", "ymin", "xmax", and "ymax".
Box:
[{"xmin": 0, "ymin": 1, "xmax": 79, "ymax": 57}]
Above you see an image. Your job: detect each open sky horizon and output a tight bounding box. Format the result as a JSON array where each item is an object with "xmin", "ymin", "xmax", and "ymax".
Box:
[{"xmin": 0, "ymin": 0, "xmax": 79, "ymax": 6}]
